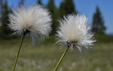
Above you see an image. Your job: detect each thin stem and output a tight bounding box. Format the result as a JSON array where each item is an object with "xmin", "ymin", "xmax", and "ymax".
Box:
[
  {"xmin": 13, "ymin": 35, "xmax": 25, "ymax": 71},
  {"xmin": 54, "ymin": 47, "xmax": 69, "ymax": 71}
]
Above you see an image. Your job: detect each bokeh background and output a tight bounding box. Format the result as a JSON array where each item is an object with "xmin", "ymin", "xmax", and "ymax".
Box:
[{"xmin": 0, "ymin": 0, "xmax": 113, "ymax": 71}]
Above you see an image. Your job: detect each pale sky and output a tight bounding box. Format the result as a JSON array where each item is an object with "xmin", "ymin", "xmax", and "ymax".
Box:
[{"xmin": 7, "ymin": 0, "xmax": 113, "ymax": 34}]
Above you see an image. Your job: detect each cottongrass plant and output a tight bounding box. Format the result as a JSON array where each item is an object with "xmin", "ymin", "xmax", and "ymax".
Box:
[
  {"xmin": 8, "ymin": 5, "xmax": 51, "ymax": 71},
  {"xmin": 54, "ymin": 14, "xmax": 95, "ymax": 71}
]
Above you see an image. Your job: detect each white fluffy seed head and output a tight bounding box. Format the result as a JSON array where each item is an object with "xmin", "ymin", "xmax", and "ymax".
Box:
[
  {"xmin": 56, "ymin": 14, "xmax": 95, "ymax": 52},
  {"xmin": 8, "ymin": 5, "xmax": 52, "ymax": 45}
]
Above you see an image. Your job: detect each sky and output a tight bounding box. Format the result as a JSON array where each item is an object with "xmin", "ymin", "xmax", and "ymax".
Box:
[{"xmin": 7, "ymin": 0, "xmax": 113, "ymax": 34}]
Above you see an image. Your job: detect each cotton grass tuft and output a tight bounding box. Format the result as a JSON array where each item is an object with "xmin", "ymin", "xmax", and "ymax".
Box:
[
  {"xmin": 9, "ymin": 5, "xmax": 52, "ymax": 44},
  {"xmin": 56, "ymin": 14, "xmax": 95, "ymax": 52}
]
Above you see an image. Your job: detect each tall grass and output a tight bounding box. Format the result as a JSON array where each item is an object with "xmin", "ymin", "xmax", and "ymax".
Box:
[{"xmin": 0, "ymin": 36, "xmax": 113, "ymax": 71}]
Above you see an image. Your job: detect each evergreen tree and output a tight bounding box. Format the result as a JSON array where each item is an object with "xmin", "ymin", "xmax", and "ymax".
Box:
[
  {"xmin": 0, "ymin": 0, "xmax": 3, "ymax": 18},
  {"xmin": 0, "ymin": 0, "xmax": 3, "ymax": 37},
  {"xmin": 37, "ymin": 0, "xmax": 42, "ymax": 5},
  {"xmin": 18, "ymin": 0, "xmax": 24, "ymax": 7},
  {"xmin": 47, "ymin": 0, "xmax": 59, "ymax": 35},
  {"xmin": 92, "ymin": 7, "xmax": 106, "ymax": 34},
  {"xmin": 59, "ymin": 0, "xmax": 77, "ymax": 18},
  {"xmin": 0, "ymin": 0, "xmax": 12, "ymax": 38}
]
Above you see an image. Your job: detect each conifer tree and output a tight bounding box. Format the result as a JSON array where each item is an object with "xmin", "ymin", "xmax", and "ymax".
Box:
[
  {"xmin": 59, "ymin": 0, "xmax": 77, "ymax": 18},
  {"xmin": 92, "ymin": 7, "xmax": 106, "ymax": 34},
  {"xmin": 0, "ymin": 0, "xmax": 12, "ymax": 38},
  {"xmin": 47, "ymin": 0, "xmax": 59, "ymax": 35},
  {"xmin": 0, "ymin": 0, "xmax": 3, "ymax": 17},
  {"xmin": 18, "ymin": 0, "xmax": 24, "ymax": 7},
  {"xmin": 37, "ymin": 0, "xmax": 42, "ymax": 5}
]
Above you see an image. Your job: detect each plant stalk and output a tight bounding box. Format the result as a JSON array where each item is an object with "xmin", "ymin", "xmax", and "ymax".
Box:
[
  {"xmin": 12, "ymin": 34, "xmax": 25, "ymax": 71},
  {"xmin": 54, "ymin": 47, "xmax": 69, "ymax": 71}
]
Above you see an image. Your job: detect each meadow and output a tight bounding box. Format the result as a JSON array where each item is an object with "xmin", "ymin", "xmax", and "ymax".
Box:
[{"xmin": 0, "ymin": 36, "xmax": 113, "ymax": 71}]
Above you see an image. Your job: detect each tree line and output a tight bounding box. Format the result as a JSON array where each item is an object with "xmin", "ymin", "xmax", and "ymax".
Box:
[{"xmin": 0, "ymin": 0, "xmax": 106, "ymax": 39}]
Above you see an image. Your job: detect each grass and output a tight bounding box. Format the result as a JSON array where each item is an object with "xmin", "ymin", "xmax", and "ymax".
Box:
[{"xmin": 0, "ymin": 37, "xmax": 113, "ymax": 71}]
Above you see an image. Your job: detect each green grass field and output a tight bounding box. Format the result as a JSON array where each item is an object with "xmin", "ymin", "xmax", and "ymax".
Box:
[{"xmin": 0, "ymin": 38, "xmax": 113, "ymax": 71}]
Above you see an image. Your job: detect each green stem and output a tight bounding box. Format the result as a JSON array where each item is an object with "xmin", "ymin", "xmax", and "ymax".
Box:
[
  {"xmin": 12, "ymin": 35, "xmax": 25, "ymax": 71},
  {"xmin": 54, "ymin": 47, "xmax": 69, "ymax": 71}
]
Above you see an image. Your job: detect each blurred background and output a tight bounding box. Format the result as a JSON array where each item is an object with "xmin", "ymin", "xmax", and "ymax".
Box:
[{"xmin": 0, "ymin": 0, "xmax": 113, "ymax": 71}]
